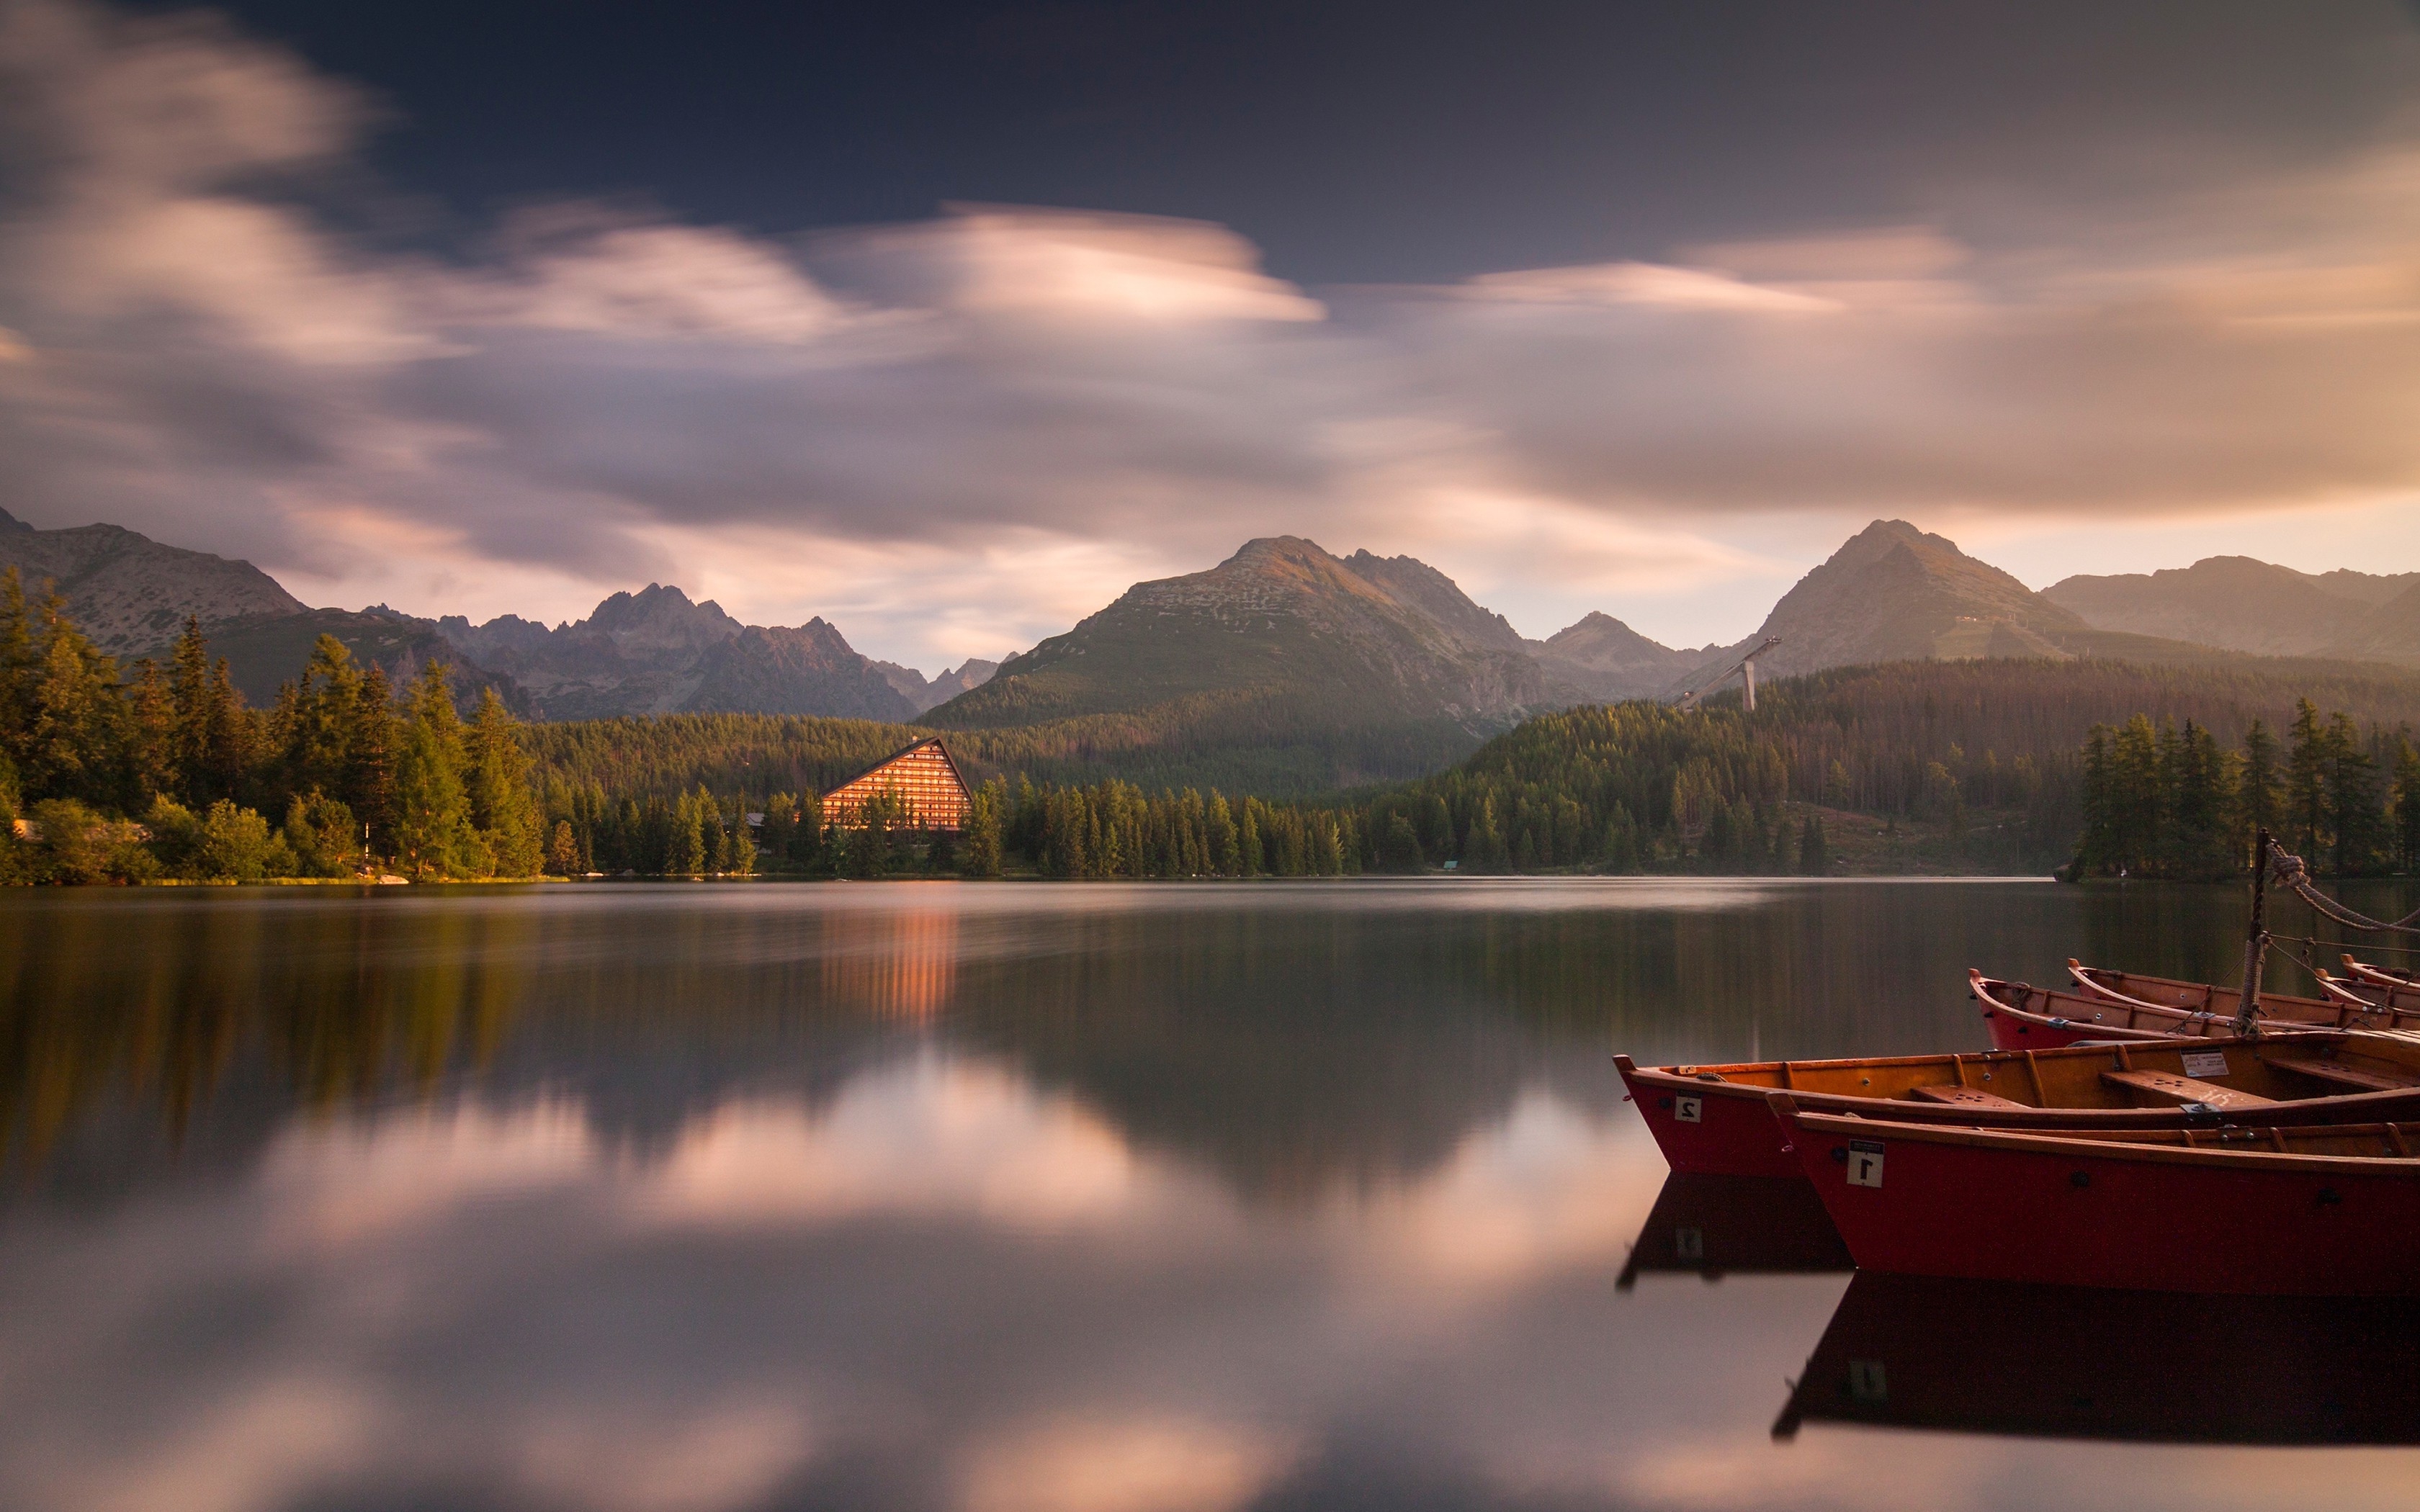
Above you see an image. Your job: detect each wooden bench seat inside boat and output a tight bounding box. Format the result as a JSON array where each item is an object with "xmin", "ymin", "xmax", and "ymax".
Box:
[
  {"xmin": 2099, "ymin": 1069, "xmax": 2276, "ymax": 1110},
  {"xmin": 2262, "ymin": 1055, "xmax": 2420, "ymax": 1093},
  {"xmin": 1904, "ymin": 1085, "xmax": 2028, "ymax": 1109}
]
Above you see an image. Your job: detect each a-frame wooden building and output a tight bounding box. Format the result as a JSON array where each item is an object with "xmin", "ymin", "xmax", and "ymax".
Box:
[{"xmin": 820, "ymin": 737, "xmax": 973, "ymax": 832}]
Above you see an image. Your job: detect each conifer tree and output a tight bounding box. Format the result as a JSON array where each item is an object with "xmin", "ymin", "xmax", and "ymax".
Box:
[
  {"xmin": 30, "ymin": 594, "xmax": 130, "ymax": 809},
  {"xmin": 2393, "ymin": 739, "xmax": 2420, "ymax": 875},
  {"xmin": 465, "ymin": 688, "xmax": 544, "ymax": 876},
  {"xmin": 965, "ymin": 778, "xmax": 1006, "ymax": 877},
  {"xmin": 2321, "ymin": 712, "xmax": 2388, "ymax": 876},
  {"xmin": 393, "ymin": 664, "xmax": 478, "ymax": 879},
  {"xmin": 547, "ymin": 819, "xmax": 581, "ymax": 876},
  {"xmin": 2286, "ymin": 698, "xmax": 2329, "ymax": 863},
  {"xmin": 2236, "ymin": 717, "xmax": 2284, "ymax": 860},
  {"xmin": 1464, "ymin": 796, "xmax": 1509, "ymax": 873},
  {"xmin": 349, "ymin": 663, "xmax": 400, "ymax": 855},
  {"xmin": 1799, "ymin": 812, "xmax": 1829, "ymax": 874},
  {"xmin": 0, "ymin": 569, "xmax": 39, "ymax": 779}
]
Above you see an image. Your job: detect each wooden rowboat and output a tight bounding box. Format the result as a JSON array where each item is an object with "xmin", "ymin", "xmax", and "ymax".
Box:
[
  {"xmin": 1614, "ymin": 1174, "xmax": 1850, "ymax": 1288},
  {"xmin": 1618, "ymin": 1028, "xmax": 2420, "ymax": 1179},
  {"xmin": 2340, "ymin": 956, "xmax": 2420, "ymax": 1012},
  {"xmin": 2066, "ymin": 960, "xmax": 2406, "ymax": 1023},
  {"xmin": 1773, "ymin": 1272, "xmax": 2420, "ymax": 1444},
  {"xmin": 2069, "ymin": 959, "xmax": 2420, "ymax": 1032},
  {"xmin": 1975, "ymin": 971, "xmax": 2234, "ymax": 1048},
  {"xmin": 1771, "ymin": 1094, "xmax": 2420, "ymax": 1295},
  {"xmin": 2344, "ymin": 956, "xmax": 2420, "ymax": 992}
]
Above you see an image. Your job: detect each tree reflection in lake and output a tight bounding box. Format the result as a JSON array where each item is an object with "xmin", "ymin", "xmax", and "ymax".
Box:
[{"xmin": 3, "ymin": 879, "xmax": 2419, "ymax": 1511}]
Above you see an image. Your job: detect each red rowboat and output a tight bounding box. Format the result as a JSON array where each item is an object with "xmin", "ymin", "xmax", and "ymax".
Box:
[
  {"xmin": 1773, "ymin": 1272, "xmax": 2420, "ymax": 1444},
  {"xmin": 2066, "ymin": 960, "xmax": 2406, "ymax": 1025},
  {"xmin": 1771, "ymin": 1094, "xmax": 2420, "ymax": 1295},
  {"xmin": 1618, "ymin": 1030, "xmax": 2420, "ymax": 1178},
  {"xmin": 1973, "ymin": 971, "xmax": 2228, "ymax": 1048},
  {"xmin": 1615, "ymin": 1174, "xmax": 1850, "ymax": 1287}
]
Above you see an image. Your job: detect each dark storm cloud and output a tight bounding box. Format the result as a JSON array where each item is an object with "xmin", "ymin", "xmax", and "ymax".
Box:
[{"xmin": 4, "ymin": 0, "xmax": 2420, "ymax": 652}]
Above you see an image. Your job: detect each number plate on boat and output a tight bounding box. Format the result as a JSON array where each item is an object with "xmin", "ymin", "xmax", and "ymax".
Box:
[
  {"xmin": 2181, "ymin": 1050, "xmax": 2228, "ymax": 1079},
  {"xmin": 1846, "ymin": 1139, "xmax": 1885, "ymax": 1188},
  {"xmin": 1675, "ymin": 1096, "xmax": 1703, "ymax": 1124},
  {"xmin": 1850, "ymin": 1359, "xmax": 1888, "ymax": 1402}
]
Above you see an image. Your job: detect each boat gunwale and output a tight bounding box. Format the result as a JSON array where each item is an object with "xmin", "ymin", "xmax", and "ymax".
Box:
[
  {"xmin": 1773, "ymin": 1094, "xmax": 2420, "ymax": 1177},
  {"xmin": 1618, "ymin": 1032, "xmax": 2420, "ymax": 1128}
]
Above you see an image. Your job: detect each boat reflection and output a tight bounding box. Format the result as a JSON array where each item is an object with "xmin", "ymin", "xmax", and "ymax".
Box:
[
  {"xmin": 1615, "ymin": 1174, "xmax": 1852, "ymax": 1288},
  {"xmin": 1775, "ymin": 1272, "xmax": 2420, "ymax": 1445}
]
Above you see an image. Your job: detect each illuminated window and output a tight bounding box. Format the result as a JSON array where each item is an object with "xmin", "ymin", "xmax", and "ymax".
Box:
[{"xmin": 821, "ymin": 738, "xmax": 973, "ymax": 832}]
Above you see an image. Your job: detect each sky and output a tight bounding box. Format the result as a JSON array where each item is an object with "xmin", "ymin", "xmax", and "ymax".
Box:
[{"xmin": 4, "ymin": 0, "xmax": 2420, "ymax": 670}]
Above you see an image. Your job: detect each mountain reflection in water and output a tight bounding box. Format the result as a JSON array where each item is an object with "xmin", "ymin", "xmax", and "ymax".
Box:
[{"xmin": 4, "ymin": 879, "xmax": 2420, "ymax": 1512}]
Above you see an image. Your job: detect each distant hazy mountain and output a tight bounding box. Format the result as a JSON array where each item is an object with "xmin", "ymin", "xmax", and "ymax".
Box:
[
  {"xmin": 201, "ymin": 608, "xmax": 529, "ymax": 712},
  {"xmin": 927, "ymin": 537, "xmax": 1579, "ymax": 730},
  {"xmin": 2325, "ymin": 580, "xmax": 2420, "ymax": 667},
  {"xmin": 0, "ymin": 506, "xmax": 306, "ymax": 653},
  {"xmin": 1670, "ymin": 520, "xmax": 2093, "ymax": 690},
  {"xmin": 438, "ymin": 584, "xmax": 934, "ymax": 721},
  {"xmin": 2045, "ymin": 557, "xmax": 2420, "ymax": 665},
  {"xmin": 1530, "ymin": 612, "xmax": 1708, "ymax": 701},
  {"xmin": 874, "ymin": 657, "xmax": 1002, "ymax": 715}
]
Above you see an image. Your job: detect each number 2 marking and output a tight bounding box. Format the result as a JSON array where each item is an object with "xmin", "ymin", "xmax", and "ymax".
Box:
[{"xmin": 1675, "ymin": 1096, "xmax": 1702, "ymax": 1124}]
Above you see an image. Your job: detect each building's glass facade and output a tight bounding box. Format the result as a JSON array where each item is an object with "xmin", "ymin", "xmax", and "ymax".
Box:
[{"xmin": 822, "ymin": 739, "xmax": 972, "ymax": 831}]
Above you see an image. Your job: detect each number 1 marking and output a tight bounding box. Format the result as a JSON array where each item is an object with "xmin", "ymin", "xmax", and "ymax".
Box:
[{"xmin": 1847, "ymin": 1139, "xmax": 1885, "ymax": 1187}]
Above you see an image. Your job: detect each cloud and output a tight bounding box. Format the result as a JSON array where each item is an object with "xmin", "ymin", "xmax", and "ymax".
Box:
[{"xmin": 4, "ymin": 0, "xmax": 2420, "ymax": 664}]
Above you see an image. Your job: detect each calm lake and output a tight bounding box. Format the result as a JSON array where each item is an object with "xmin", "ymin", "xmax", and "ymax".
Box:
[{"xmin": 5, "ymin": 877, "xmax": 2419, "ymax": 1512}]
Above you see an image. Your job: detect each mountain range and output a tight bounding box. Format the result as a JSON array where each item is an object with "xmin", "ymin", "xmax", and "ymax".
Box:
[
  {"xmin": 2043, "ymin": 557, "xmax": 2420, "ymax": 665},
  {"xmin": 434, "ymin": 588, "xmax": 998, "ymax": 722},
  {"xmin": 4, "ymin": 504, "xmax": 2416, "ymax": 741}
]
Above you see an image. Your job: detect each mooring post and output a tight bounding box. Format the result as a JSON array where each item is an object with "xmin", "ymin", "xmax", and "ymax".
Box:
[{"xmin": 2233, "ymin": 827, "xmax": 2271, "ymax": 1037}]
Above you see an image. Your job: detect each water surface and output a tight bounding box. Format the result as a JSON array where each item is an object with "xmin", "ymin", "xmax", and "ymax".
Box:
[{"xmin": 4, "ymin": 878, "xmax": 2416, "ymax": 1512}]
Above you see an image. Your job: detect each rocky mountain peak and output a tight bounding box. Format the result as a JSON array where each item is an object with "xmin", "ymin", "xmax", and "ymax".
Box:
[
  {"xmin": 1670, "ymin": 518, "xmax": 2084, "ymax": 688},
  {"xmin": 583, "ymin": 583, "xmax": 745, "ymax": 649},
  {"xmin": 0, "ymin": 513, "xmax": 308, "ymax": 654}
]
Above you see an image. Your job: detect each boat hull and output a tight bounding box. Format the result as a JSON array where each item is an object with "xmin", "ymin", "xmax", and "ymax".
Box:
[
  {"xmin": 1974, "ymin": 972, "xmax": 2213, "ymax": 1048},
  {"xmin": 1775, "ymin": 1102, "xmax": 2420, "ymax": 1295},
  {"xmin": 1619, "ymin": 1036, "xmax": 2420, "ymax": 1178},
  {"xmin": 1621, "ymin": 1061, "xmax": 1802, "ymax": 1176}
]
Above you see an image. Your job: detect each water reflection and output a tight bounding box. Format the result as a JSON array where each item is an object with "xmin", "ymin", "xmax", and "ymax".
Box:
[
  {"xmin": 7, "ymin": 880, "xmax": 2420, "ymax": 1511},
  {"xmin": 1778, "ymin": 1272, "xmax": 2420, "ymax": 1446},
  {"xmin": 1616, "ymin": 1175, "xmax": 1852, "ymax": 1288}
]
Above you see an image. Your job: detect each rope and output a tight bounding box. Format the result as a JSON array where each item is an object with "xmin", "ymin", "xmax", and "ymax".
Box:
[
  {"xmin": 2268, "ymin": 842, "xmax": 2420, "ymax": 936},
  {"xmin": 2271, "ymin": 932, "xmax": 2420, "ymax": 962}
]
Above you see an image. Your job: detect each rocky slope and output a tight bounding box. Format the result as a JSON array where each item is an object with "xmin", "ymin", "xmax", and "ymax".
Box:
[
  {"xmin": 926, "ymin": 537, "xmax": 1571, "ymax": 730},
  {"xmin": 874, "ymin": 657, "xmax": 1002, "ymax": 714},
  {"xmin": 1671, "ymin": 520, "xmax": 2093, "ymax": 690},
  {"xmin": 1529, "ymin": 612, "xmax": 1706, "ymax": 700},
  {"xmin": 0, "ymin": 507, "xmax": 307, "ymax": 653}
]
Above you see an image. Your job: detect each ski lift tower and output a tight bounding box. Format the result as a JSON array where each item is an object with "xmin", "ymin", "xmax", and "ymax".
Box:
[{"xmin": 1677, "ymin": 637, "xmax": 1782, "ymax": 713}]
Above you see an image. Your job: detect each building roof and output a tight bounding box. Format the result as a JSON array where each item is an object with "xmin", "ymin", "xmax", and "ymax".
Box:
[{"xmin": 823, "ymin": 735, "xmax": 969, "ymax": 796}]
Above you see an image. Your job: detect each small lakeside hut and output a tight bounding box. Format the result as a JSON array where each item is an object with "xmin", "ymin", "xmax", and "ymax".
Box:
[{"xmin": 820, "ymin": 737, "xmax": 973, "ymax": 832}]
